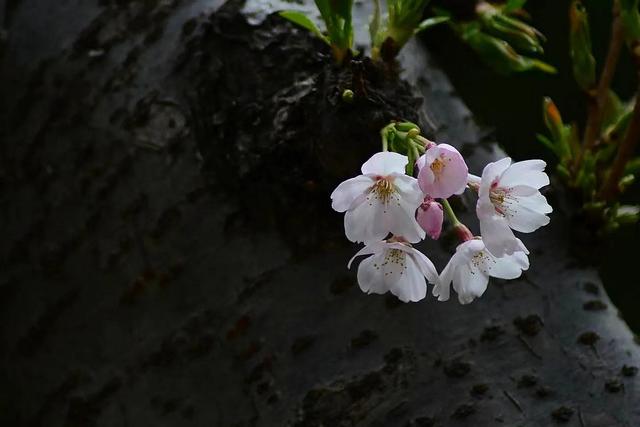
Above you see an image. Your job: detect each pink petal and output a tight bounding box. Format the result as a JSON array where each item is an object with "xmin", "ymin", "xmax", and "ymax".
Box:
[
  {"xmin": 417, "ymin": 144, "xmax": 468, "ymax": 199},
  {"xmin": 416, "ymin": 200, "xmax": 444, "ymax": 240}
]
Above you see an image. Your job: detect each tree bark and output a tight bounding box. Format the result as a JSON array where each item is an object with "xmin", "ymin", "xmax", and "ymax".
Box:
[{"xmin": 1, "ymin": 1, "xmax": 639, "ymax": 426}]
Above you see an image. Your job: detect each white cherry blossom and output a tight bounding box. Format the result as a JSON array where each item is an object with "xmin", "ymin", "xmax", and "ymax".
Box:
[
  {"xmin": 331, "ymin": 152, "xmax": 425, "ymax": 244},
  {"xmin": 433, "ymin": 238, "xmax": 529, "ymax": 304},
  {"xmin": 474, "ymin": 158, "xmax": 552, "ymax": 257},
  {"xmin": 348, "ymin": 239, "xmax": 439, "ymax": 302}
]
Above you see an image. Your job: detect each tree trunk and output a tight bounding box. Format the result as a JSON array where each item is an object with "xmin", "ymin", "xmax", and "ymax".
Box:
[{"xmin": 1, "ymin": 1, "xmax": 639, "ymax": 426}]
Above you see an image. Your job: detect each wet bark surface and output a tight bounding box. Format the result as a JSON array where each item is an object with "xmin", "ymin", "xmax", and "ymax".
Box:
[{"xmin": 1, "ymin": 0, "xmax": 639, "ymax": 426}]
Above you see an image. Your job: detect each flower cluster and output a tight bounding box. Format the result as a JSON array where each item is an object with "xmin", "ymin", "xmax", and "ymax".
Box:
[{"xmin": 331, "ymin": 123, "xmax": 552, "ymax": 304}]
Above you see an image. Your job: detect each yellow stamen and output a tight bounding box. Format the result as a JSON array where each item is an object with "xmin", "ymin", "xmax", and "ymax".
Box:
[{"xmin": 430, "ymin": 158, "xmax": 445, "ymax": 176}]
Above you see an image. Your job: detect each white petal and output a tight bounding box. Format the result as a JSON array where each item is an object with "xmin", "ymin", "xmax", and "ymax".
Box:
[
  {"xmin": 480, "ymin": 158, "xmax": 512, "ymax": 189},
  {"xmin": 344, "ymin": 197, "xmax": 388, "ymax": 243},
  {"xmin": 486, "ymin": 250, "xmax": 529, "ymax": 280},
  {"xmin": 434, "ymin": 258, "xmax": 454, "ymax": 301},
  {"xmin": 330, "ymin": 175, "xmax": 374, "ymax": 212},
  {"xmin": 508, "ymin": 185, "xmax": 538, "ymax": 196},
  {"xmin": 499, "ymin": 159, "xmax": 549, "ymax": 189},
  {"xmin": 357, "ymin": 253, "xmax": 389, "ymax": 295},
  {"xmin": 348, "ymin": 241, "xmax": 385, "ymax": 269},
  {"xmin": 390, "ymin": 255, "xmax": 427, "ymax": 302},
  {"xmin": 407, "ymin": 248, "xmax": 439, "ymax": 284},
  {"xmin": 393, "ymin": 174, "xmax": 424, "ymax": 205},
  {"xmin": 453, "ymin": 263, "xmax": 489, "ymax": 305},
  {"xmin": 467, "ymin": 173, "xmax": 481, "ymax": 185},
  {"xmin": 388, "ymin": 175, "xmax": 425, "ymax": 243},
  {"xmin": 361, "ymin": 152, "xmax": 408, "ymax": 176},
  {"xmin": 456, "ymin": 239, "xmax": 485, "ymax": 257},
  {"xmin": 434, "ymin": 241, "xmax": 479, "ymax": 301},
  {"xmin": 478, "ymin": 205, "xmax": 522, "ymax": 257},
  {"xmin": 505, "ymin": 192, "xmax": 552, "ymax": 233}
]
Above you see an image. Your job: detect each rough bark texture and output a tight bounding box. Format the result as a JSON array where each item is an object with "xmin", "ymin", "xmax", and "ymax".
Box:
[{"xmin": 1, "ymin": 1, "xmax": 639, "ymax": 426}]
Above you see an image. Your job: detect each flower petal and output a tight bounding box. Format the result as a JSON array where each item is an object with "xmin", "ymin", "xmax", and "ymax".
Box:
[
  {"xmin": 417, "ymin": 144, "xmax": 468, "ymax": 198},
  {"xmin": 487, "ymin": 250, "xmax": 529, "ymax": 280},
  {"xmin": 357, "ymin": 253, "xmax": 388, "ymax": 295},
  {"xmin": 435, "ymin": 144, "xmax": 469, "ymax": 197},
  {"xmin": 347, "ymin": 241, "xmax": 385, "ymax": 269},
  {"xmin": 453, "ymin": 263, "xmax": 489, "ymax": 304},
  {"xmin": 434, "ymin": 258, "xmax": 453, "ymax": 301},
  {"xmin": 467, "ymin": 173, "xmax": 481, "ymax": 185},
  {"xmin": 361, "ymin": 152, "xmax": 408, "ymax": 176},
  {"xmin": 477, "ymin": 203, "xmax": 523, "ymax": 257},
  {"xmin": 407, "ymin": 247, "xmax": 439, "ymax": 284},
  {"xmin": 387, "ymin": 174, "xmax": 426, "ymax": 243},
  {"xmin": 344, "ymin": 197, "xmax": 388, "ymax": 243},
  {"xmin": 390, "ymin": 255, "xmax": 427, "ymax": 302},
  {"xmin": 480, "ymin": 157, "xmax": 512, "ymax": 189},
  {"xmin": 330, "ymin": 175, "xmax": 374, "ymax": 212},
  {"xmin": 506, "ymin": 192, "xmax": 552, "ymax": 233},
  {"xmin": 499, "ymin": 159, "xmax": 549, "ymax": 189}
]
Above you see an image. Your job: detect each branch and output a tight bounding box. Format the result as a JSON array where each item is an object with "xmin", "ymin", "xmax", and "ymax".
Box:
[
  {"xmin": 599, "ymin": 76, "xmax": 640, "ymax": 201},
  {"xmin": 574, "ymin": 1, "xmax": 624, "ymax": 173}
]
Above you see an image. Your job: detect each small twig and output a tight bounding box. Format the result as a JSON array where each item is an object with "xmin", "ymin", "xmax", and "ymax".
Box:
[
  {"xmin": 518, "ymin": 334, "xmax": 543, "ymax": 360},
  {"xmin": 599, "ymin": 79, "xmax": 640, "ymax": 200},
  {"xmin": 503, "ymin": 390, "xmax": 524, "ymax": 414},
  {"xmin": 574, "ymin": 0, "xmax": 624, "ymax": 172}
]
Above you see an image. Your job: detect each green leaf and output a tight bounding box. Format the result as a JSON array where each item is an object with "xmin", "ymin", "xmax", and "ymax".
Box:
[
  {"xmin": 615, "ymin": 205, "xmax": 640, "ymax": 224},
  {"xmin": 537, "ymin": 134, "xmax": 561, "ymax": 158},
  {"xmin": 624, "ymin": 157, "xmax": 640, "ymax": 175},
  {"xmin": 504, "ymin": 0, "xmax": 527, "ymax": 13},
  {"xmin": 601, "ymin": 90, "xmax": 624, "ymax": 131},
  {"xmin": 414, "ymin": 16, "xmax": 450, "ymax": 34},
  {"xmin": 569, "ymin": 1, "xmax": 596, "ymax": 91},
  {"xmin": 603, "ymin": 100, "xmax": 634, "ymax": 144},
  {"xmin": 313, "ymin": 0, "xmax": 354, "ymax": 62},
  {"xmin": 279, "ymin": 11, "xmax": 329, "ymax": 44},
  {"xmin": 459, "ymin": 25, "xmax": 556, "ymax": 74},
  {"xmin": 619, "ymin": 0, "xmax": 640, "ymax": 41}
]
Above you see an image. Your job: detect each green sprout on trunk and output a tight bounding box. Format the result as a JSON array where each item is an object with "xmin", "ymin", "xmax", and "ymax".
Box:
[
  {"xmin": 370, "ymin": 0, "xmax": 450, "ymax": 61},
  {"xmin": 280, "ymin": 0, "xmax": 354, "ymax": 64}
]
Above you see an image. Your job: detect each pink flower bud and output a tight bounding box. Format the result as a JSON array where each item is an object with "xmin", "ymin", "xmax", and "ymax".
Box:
[
  {"xmin": 416, "ymin": 198, "xmax": 444, "ymax": 240},
  {"xmin": 453, "ymin": 223, "xmax": 474, "ymax": 242}
]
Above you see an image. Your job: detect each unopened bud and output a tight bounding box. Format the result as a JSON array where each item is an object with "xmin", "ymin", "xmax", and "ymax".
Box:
[
  {"xmin": 569, "ymin": 0, "xmax": 596, "ymax": 91},
  {"xmin": 543, "ymin": 97, "xmax": 564, "ymax": 143},
  {"xmin": 453, "ymin": 223, "xmax": 474, "ymax": 242},
  {"xmin": 342, "ymin": 89, "xmax": 354, "ymax": 103},
  {"xmin": 406, "ymin": 128, "xmax": 420, "ymax": 139}
]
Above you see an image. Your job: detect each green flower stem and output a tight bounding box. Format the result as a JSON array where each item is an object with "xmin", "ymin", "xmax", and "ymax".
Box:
[
  {"xmin": 415, "ymin": 135, "xmax": 434, "ymax": 149},
  {"xmin": 410, "ymin": 139, "xmax": 425, "ymax": 154},
  {"xmin": 441, "ymin": 198, "xmax": 462, "ymax": 226},
  {"xmin": 410, "ymin": 144, "xmax": 420, "ymax": 166}
]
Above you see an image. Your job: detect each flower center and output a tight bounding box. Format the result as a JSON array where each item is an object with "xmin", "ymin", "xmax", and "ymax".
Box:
[
  {"xmin": 489, "ymin": 182, "xmax": 511, "ymax": 216},
  {"xmin": 470, "ymin": 250, "xmax": 494, "ymax": 275},
  {"xmin": 382, "ymin": 249, "xmax": 407, "ymax": 276},
  {"xmin": 430, "ymin": 157, "xmax": 445, "ymax": 177},
  {"xmin": 371, "ymin": 177, "xmax": 397, "ymax": 204}
]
